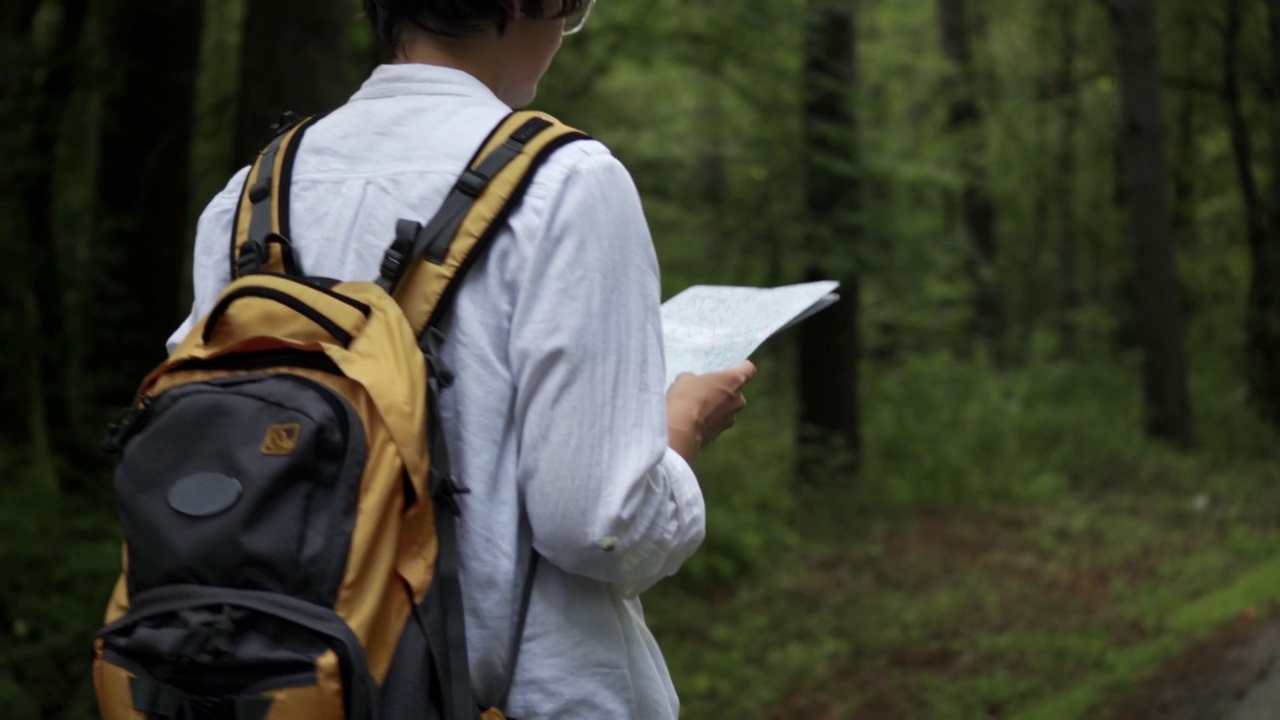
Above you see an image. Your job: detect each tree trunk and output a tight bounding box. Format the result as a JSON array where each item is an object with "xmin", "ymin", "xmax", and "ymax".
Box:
[
  {"xmin": 27, "ymin": 0, "xmax": 90, "ymax": 456},
  {"xmin": 1238, "ymin": 0, "xmax": 1280, "ymax": 426},
  {"xmin": 1054, "ymin": 0, "xmax": 1080, "ymax": 355},
  {"xmin": 937, "ymin": 0, "xmax": 1005, "ymax": 359},
  {"xmin": 91, "ymin": 0, "xmax": 203, "ymax": 415},
  {"xmin": 798, "ymin": 0, "xmax": 860, "ymax": 479},
  {"xmin": 1169, "ymin": 4, "xmax": 1200, "ymax": 250},
  {"xmin": 231, "ymin": 0, "xmax": 353, "ymax": 168},
  {"xmin": 1107, "ymin": 0, "xmax": 1193, "ymax": 447},
  {"xmin": 1, "ymin": 0, "xmax": 90, "ymax": 455}
]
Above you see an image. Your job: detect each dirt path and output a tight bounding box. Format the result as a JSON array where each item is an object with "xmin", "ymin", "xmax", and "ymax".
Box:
[
  {"xmin": 1116, "ymin": 617, "xmax": 1280, "ymax": 719},
  {"xmin": 1221, "ymin": 622, "xmax": 1280, "ymax": 720}
]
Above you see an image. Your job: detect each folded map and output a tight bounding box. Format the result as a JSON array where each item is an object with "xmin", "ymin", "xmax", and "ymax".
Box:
[{"xmin": 660, "ymin": 281, "xmax": 841, "ymax": 387}]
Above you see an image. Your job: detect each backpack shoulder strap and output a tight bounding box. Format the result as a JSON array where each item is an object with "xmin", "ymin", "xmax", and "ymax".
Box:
[
  {"xmin": 378, "ymin": 110, "xmax": 591, "ymax": 338},
  {"xmin": 229, "ymin": 112, "xmax": 321, "ymax": 279}
]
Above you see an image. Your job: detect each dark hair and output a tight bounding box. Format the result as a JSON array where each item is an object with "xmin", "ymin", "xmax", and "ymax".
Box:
[{"xmin": 364, "ymin": 0, "xmax": 590, "ymax": 50}]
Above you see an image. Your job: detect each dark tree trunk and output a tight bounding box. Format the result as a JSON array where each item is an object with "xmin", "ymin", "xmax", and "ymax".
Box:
[
  {"xmin": 1, "ymin": 0, "xmax": 90, "ymax": 452},
  {"xmin": 1107, "ymin": 0, "xmax": 1193, "ymax": 447},
  {"xmin": 91, "ymin": 0, "xmax": 203, "ymax": 414},
  {"xmin": 798, "ymin": 0, "xmax": 861, "ymax": 478},
  {"xmin": 231, "ymin": 0, "xmax": 353, "ymax": 169},
  {"xmin": 1236, "ymin": 0, "xmax": 1280, "ymax": 427},
  {"xmin": 26, "ymin": 0, "xmax": 90, "ymax": 451},
  {"xmin": 1054, "ymin": 0, "xmax": 1080, "ymax": 355},
  {"xmin": 1169, "ymin": 4, "xmax": 1200, "ymax": 250},
  {"xmin": 937, "ymin": 0, "xmax": 1005, "ymax": 359}
]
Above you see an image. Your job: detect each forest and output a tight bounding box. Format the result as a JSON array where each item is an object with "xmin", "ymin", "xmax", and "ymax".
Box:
[{"xmin": 5, "ymin": 0, "xmax": 1280, "ymax": 717}]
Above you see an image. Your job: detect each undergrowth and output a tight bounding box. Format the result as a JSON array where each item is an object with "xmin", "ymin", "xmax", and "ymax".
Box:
[{"xmin": 646, "ymin": 349, "xmax": 1280, "ymax": 718}]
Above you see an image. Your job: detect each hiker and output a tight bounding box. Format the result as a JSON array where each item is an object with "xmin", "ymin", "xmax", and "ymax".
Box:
[{"xmin": 162, "ymin": 1, "xmax": 757, "ymax": 718}]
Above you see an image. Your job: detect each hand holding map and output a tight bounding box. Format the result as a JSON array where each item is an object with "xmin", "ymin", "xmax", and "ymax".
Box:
[{"xmin": 660, "ymin": 281, "xmax": 840, "ymax": 387}]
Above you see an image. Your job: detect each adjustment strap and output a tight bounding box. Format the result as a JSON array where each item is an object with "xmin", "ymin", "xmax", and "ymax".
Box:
[
  {"xmin": 386, "ymin": 111, "xmax": 591, "ymax": 335},
  {"xmin": 492, "ymin": 546, "xmax": 539, "ymax": 711},
  {"xmin": 425, "ymin": 360, "xmax": 476, "ymax": 720},
  {"xmin": 417, "ymin": 119, "xmax": 553, "ymax": 267},
  {"xmin": 130, "ymin": 676, "xmax": 271, "ymax": 720},
  {"xmin": 230, "ymin": 113, "xmax": 320, "ymax": 278}
]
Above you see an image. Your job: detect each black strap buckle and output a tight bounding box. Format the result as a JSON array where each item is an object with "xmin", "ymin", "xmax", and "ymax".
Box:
[
  {"xmin": 269, "ymin": 111, "xmax": 302, "ymax": 137},
  {"xmin": 429, "ymin": 470, "xmax": 470, "ymax": 517},
  {"xmin": 236, "ymin": 238, "xmax": 268, "ymax": 276},
  {"xmin": 377, "ymin": 220, "xmax": 421, "ymax": 293}
]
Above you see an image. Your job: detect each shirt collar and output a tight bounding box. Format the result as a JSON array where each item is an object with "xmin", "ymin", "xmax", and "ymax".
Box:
[{"xmin": 350, "ymin": 63, "xmax": 507, "ymax": 107}]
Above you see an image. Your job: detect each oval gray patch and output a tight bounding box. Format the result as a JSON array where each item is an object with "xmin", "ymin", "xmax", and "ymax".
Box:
[{"xmin": 168, "ymin": 473, "xmax": 243, "ymax": 518}]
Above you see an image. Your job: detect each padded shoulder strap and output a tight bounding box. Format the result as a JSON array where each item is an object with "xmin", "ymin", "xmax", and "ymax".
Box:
[
  {"xmin": 382, "ymin": 111, "xmax": 591, "ymax": 337},
  {"xmin": 229, "ymin": 113, "xmax": 321, "ymax": 279}
]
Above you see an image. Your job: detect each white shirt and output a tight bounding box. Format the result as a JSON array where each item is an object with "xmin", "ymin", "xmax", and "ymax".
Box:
[{"xmin": 169, "ymin": 64, "xmax": 705, "ymax": 719}]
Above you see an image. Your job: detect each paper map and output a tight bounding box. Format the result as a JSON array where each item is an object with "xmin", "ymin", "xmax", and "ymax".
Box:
[{"xmin": 660, "ymin": 281, "xmax": 841, "ymax": 387}]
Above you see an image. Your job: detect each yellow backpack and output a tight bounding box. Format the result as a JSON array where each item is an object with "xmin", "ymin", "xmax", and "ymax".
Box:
[{"xmin": 92, "ymin": 111, "xmax": 587, "ymax": 720}]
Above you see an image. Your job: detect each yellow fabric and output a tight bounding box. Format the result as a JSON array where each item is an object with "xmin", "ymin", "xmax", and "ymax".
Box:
[
  {"xmin": 232, "ymin": 162, "xmax": 261, "ymax": 271},
  {"xmin": 93, "ymin": 642, "xmax": 145, "ymax": 720},
  {"xmin": 104, "ymin": 571, "xmax": 129, "ymax": 623},
  {"xmin": 231, "ymin": 117, "xmax": 317, "ymax": 276},
  {"xmin": 395, "ymin": 111, "xmax": 586, "ymax": 334},
  {"xmin": 139, "ymin": 277, "xmax": 432, "ymax": 683},
  {"xmin": 260, "ymin": 650, "xmax": 345, "ymax": 720},
  {"xmin": 200, "ymin": 275, "xmax": 370, "ymax": 348},
  {"xmin": 99, "ymin": 109, "xmax": 581, "ymax": 712}
]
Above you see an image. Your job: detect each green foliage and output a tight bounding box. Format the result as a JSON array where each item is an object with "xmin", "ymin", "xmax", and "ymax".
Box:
[
  {"xmin": 0, "ymin": 457, "xmax": 121, "ymax": 720},
  {"xmin": 6, "ymin": 0, "xmax": 1280, "ymax": 716}
]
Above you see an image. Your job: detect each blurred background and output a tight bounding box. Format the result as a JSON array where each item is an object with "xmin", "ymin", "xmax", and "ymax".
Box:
[{"xmin": 4, "ymin": 0, "xmax": 1280, "ymax": 717}]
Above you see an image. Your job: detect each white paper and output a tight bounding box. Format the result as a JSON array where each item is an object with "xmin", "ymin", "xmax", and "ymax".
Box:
[{"xmin": 660, "ymin": 281, "xmax": 840, "ymax": 386}]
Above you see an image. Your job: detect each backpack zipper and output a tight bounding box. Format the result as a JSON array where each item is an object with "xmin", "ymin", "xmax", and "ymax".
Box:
[{"xmin": 104, "ymin": 352, "xmax": 346, "ymax": 456}]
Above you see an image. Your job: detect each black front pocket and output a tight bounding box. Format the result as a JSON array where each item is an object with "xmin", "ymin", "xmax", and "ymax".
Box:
[
  {"xmin": 97, "ymin": 586, "xmax": 376, "ymax": 720},
  {"xmin": 114, "ymin": 374, "xmax": 366, "ymax": 605}
]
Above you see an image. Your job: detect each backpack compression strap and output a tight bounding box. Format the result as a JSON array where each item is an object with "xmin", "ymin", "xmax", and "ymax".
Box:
[
  {"xmin": 377, "ymin": 110, "xmax": 591, "ymax": 337},
  {"xmin": 229, "ymin": 113, "xmax": 321, "ymax": 279}
]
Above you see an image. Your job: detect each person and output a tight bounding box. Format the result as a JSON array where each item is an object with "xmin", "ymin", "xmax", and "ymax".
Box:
[{"xmin": 167, "ymin": 0, "xmax": 757, "ymax": 717}]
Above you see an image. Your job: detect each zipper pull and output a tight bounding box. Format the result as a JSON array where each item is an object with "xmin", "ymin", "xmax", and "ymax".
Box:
[{"xmin": 103, "ymin": 395, "xmax": 154, "ymax": 455}]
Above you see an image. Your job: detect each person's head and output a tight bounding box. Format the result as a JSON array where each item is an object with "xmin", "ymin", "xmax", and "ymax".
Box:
[{"xmin": 363, "ymin": 0, "xmax": 594, "ymax": 107}]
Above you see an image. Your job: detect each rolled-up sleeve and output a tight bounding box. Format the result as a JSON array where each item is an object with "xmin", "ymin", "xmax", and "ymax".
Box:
[{"xmin": 509, "ymin": 152, "xmax": 705, "ymax": 595}]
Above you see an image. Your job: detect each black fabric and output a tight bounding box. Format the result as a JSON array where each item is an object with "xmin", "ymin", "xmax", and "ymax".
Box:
[
  {"xmin": 114, "ymin": 375, "xmax": 366, "ymax": 604},
  {"xmin": 380, "ymin": 581, "xmax": 446, "ymax": 720},
  {"xmin": 377, "ymin": 220, "xmax": 423, "ymax": 294},
  {"xmin": 104, "ymin": 585, "xmax": 378, "ymax": 720},
  {"xmin": 424, "ymin": 367, "xmax": 475, "ymax": 720},
  {"xmin": 130, "ymin": 675, "xmax": 273, "ymax": 720}
]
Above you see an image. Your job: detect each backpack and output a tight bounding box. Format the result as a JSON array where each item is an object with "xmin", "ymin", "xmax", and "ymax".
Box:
[{"xmin": 91, "ymin": 110, "xmax": 588, "ymax": 720}]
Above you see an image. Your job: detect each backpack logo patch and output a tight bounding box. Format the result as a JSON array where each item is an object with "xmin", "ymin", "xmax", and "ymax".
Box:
[{"xmin": 260, "ymin": 423, "xmax": 302, "ymax": 456}]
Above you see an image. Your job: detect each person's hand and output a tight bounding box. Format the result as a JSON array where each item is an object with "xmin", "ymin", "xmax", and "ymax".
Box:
[{"xmin": 666, "ymin": 361, "xmax": 757, "ymax": 464}]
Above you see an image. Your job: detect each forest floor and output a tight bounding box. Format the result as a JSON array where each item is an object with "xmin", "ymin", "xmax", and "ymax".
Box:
[
  {"xmin": 1107, "ymin": 609, "xmax": 1280, "ymax": 720},
  {"xmin": 647, "ymin": 455, "xmax": 1280, "ymax": 719}
]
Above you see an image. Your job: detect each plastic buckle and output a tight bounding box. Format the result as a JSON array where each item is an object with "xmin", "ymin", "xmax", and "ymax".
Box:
[
  {"xmin": 423, "ymin": 327, "xmax": 455, "ymax": 387},
  {"xmin": 429, "ymin": 470, "xmax": 470, "ymax": 517},
  {"xmin": 379, "ymin": 250, "xmax": 404, "ymax": 283},
  {"xmin": 236, "ymin": 239, "xmax": 268, "ymax": 276},
  {"xmin": 269, "ymin": 111, "xmax": 302, "ymax": 137}
]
